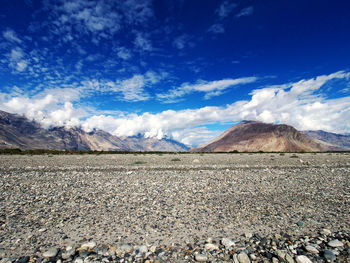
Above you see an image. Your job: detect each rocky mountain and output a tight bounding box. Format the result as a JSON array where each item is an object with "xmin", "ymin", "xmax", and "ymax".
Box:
[
  {"xmin": 0, "ymin": 110, "xmax": 188, "ymax": 151},
  {"xmin": 302, "ymin": 130, "xmax": 350, "ymax": 150},
  {"xmin": 191, "ymin": 120, "xmax": 337, "ymax": 152}
]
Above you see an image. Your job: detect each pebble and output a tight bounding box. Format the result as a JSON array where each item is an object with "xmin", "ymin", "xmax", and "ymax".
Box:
[
  {"xmin": 320, "ymin": 228, "xmax": 331, "ymax": 235},
  {"xmin": 221, "ymin": 238, "xmax": 235, "ymax": 249},
  {"xmin": 205, "ymin": 243, "xmax": 219, "ymax": 251},
  {"xmin": 74, "ymin": 258, "xmax": 84, "ymax": 263},
  {"xmin": 120, "ymin": 244, "xmax": 133, "ymax": 253},
  {"xmin": 297, "ymin": 221, "xmax": 305, "ymax": 227},
  {"xmin": 323, "ymin": 250, "xmax": 336, "ymax": 261},
  {"xmin": 195, "ymin": 253, "xmax": 208, "ymax": 262},
  {"xmin": 42, "ymin": 247, "xmax": 58, "ymax": 258},
  {"xmin": 80, "ymin": 241, "xmax": 97, "ymax": 250},
  {"xmin": 295, "ymin": 255, "xmax": 313, "ymax": 263},
  {"xmin": 305, "ymin": 245, "xmax": 319, "ymax": 254},
  {"xmin": 237, "ymin": 252, "xmax": 250, "ymax": 263},
  {"xmin": 328, "ymin": 239, "xmax": 343, "ymax": 248}
]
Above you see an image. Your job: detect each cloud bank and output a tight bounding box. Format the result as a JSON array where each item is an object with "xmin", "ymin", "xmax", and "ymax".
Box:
[{"xmin": 1, "ymin": 71, "xmax": 350, "ymax": 146}]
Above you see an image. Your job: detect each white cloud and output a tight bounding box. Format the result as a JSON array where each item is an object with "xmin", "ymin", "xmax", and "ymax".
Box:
[
  {"xmin": 157, "ymin": 77, "xmax": 257, "ymax": 102},
  {"xmin": 134, "ymin": 33, "xmax": 152, "ymax": 51},
  {"xmin": 2, "ymin": 29, "xmax": 22, "ymax": 43},
  {"xmin": 208, "ymin": 23, "xmax": 225, "ymax": 34},
  {"xmin": 83, "ymin": 71, "xmax": 350, "ymax": 145},
  {"xmin": 216, "ymin": 1, "xmax": 237, "ymax": 19},
  {"xmin": 45, "ymin": 0, "xmax": 153, "ymax": 42},
  {"xmin": 104, "ymin": 71, "xmax": 164, "ymax": 102},
  {"xmin": 1, "ymin": 71, "xmax": 350, "ymax": 146},
  {"xmin": 173, "ymin": 35, "xmax": 193, "ymax": 49},
  {"xmin": 236, "ymin": 6, "xmax": 254, "ymax": 17},
  {"xmin": 6, "ymin": 47, "xmax": 29, "ymax": 72},
  {"xmin": 117, "ymin": 47, "xmax": 132, "ymax": 60}
]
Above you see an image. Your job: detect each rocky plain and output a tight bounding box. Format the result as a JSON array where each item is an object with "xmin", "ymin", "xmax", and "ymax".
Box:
[{"xmin": 0, "ymin": 152, "xmax": 349, "ymax": 262}]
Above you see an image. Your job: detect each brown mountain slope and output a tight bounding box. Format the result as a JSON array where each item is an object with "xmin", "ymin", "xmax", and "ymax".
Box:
[
  {"xmin": 0, "ymin": 110, "xmax": 188, "ymax": 151},
  {"xmin": 191, "ymin": 120, "xmax": 331, "ymax": 152}
]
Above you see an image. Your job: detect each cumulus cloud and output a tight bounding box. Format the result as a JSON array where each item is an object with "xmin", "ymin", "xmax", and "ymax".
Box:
[
  {"xmin": 1, "ymin": 71, "xmax": 350, "ymax": 146},
  {"xmin": 0, "ymin": 87, "xmax": 85, "ymax": 128},
  {"xmin": 83, "ymin": 71, "xmax": 350, "ymax": 145},
  {"xmin": 236, "ymin": 6, "xmax": 254, "ymax": 17},
  {"xmin": 157, "ymin": 77, "xmax": 257, "ymax": 102}
]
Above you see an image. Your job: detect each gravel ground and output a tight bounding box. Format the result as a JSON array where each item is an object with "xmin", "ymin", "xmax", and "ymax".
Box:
[{"xmin": 0, "ymin": 153, "xmax": 349, "ymax": 262}]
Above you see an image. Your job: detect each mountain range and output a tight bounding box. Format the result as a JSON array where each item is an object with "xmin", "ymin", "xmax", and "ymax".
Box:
[
  {"xmin": 1, "ymin": 110, "xmax": 349, "ymax": 152},
  {"xmin": 0, "ymin": 110, "xmax": 188, "ymax": 152},
  {"xmin": 191, "ymin": 120, "xmax": 348, "ymax": 152}
]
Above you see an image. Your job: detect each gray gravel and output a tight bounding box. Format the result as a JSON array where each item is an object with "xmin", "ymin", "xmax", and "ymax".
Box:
[{"xmin": 0, "ymin": 152, "xmax": 349, "ymax": 262}]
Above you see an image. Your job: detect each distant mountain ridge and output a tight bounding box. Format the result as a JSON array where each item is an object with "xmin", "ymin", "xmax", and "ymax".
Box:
[
  {"xmin": 191, "ymin": 120, "xmax": 342, "ymax": 152},
  {"xmin": 0, "ymin": 110, "xmax": 189, "ymax": 152},
  {"xmin": 302, "ymin": 130, "xmax": 350, "ymax": 150}
]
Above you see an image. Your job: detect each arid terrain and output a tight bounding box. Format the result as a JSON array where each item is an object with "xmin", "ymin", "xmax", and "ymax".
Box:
[{"xmin": 0, "ymin": 153, "xmax": 349, "ymax": 262}]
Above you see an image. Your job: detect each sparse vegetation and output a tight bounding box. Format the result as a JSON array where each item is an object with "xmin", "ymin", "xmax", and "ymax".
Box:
[
  {"xmin": 171, "ymin": 158, "xmax": 181, "ymax": 161},
  {"xmin": 290, "ymin": 154, "xmax": 299, "ymax": 158},
  {"xmin": 133, "ymin": 161, "xmax": 147, "ymax": 165}
]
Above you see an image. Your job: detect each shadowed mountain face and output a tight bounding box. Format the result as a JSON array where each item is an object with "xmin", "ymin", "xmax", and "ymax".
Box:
[
  {"xmin": 191, "ymin": 121, "xmax": 336, "ymax": 152},
  {"xmin": 0, "ymin": 110, "xmax": 188, "ymax": 152},
  {"xmin": 302, "ymin": 130, "xmax": 350, "ymax": 150}
]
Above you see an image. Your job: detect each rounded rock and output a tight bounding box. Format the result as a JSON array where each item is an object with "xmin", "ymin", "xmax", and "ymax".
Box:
[
  {"xmin": 320, "ymin": 228, "xmax": 331, "ymax": 235},
  {"xmin": 80, "ymin": 241, "xmax": 97, "ymax": 250},
  {"xmin": 328, "ymin": 239, "xmax": 343, "ymax": 248},
  {"xmin": 305, "ymin": 245, "xmax": 319, "ymax": 254},
  {"xmin": 195, "ymin": 253, "xmax": 208, "ymax": 262},
  {"xmin": 205, "ymin": 243, "xmax": 218, "ymax": 251},
  {"xmin": 323, "ymin": 250, "xmax": 336, "ymax": 261},
  {"xmin": 296, "ymin": 255, "xmax": 312, "ymax": 263},
  {"xmin": 237, "ymin": 252, "xmax": 251, "ymax": 263},
  {"xmin": 42, "ymin": 247, "xmax": 58, "ymax": 258},
  {"xmin": 221, "ymin": 238, "xmax": 235, "ymax": 249}
]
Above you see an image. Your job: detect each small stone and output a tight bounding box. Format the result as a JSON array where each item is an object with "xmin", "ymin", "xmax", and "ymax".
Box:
[
  {"xmin": 120, "ymin": 244, "xmax": 133, "ymax": 253},
  {"xmin": 221, "ymin": 238, "xmax": 235, "ymax": 249},
  {"xmin": 237, "ymin": 252, "xmax": 251, "ymax": 263},
  {"xmin": 205, "ymin": 243, "xmax": 218, "ymax": 251},
  {"xmin": 328, "ymin": 239, "xmax": 343, "ymax": 248},
  {"xmin": 276, "ymin": 250, "xmax": 286, "ymax": 261},
  {"xmin": 150, "ymin": 245, "xmax": 157, "ymax": 253},
  {"xmin": 138, "ymin": 245, "xmax": 148, "ymax": 254},
  {"xmin": 244, "ymin": 232, "xmax": 253, "ymax": 239},
  {"xmin": 285, "ymin": 253, "xmax": 295, "ymax": 263},
  {"xmin": 250, "ymin": 254, "xmax": 257, "ymax": 260},
  {"xmin": 42, "ymin": 247, "xmax": 58, "ymax": 258},
  {"xmin": 296, "ymin": 221, "xmax": 305, "ymax": 227},
  {"xmin": 320, "ymin": 228, "xmax": 331, "ymax": 235},
  {"xmin": 295, "ymin": 255, "xmax": 312, "ymax": 263},
  {"xmin": 305, "ymin": 245, "xmax": 319, "ymax": 254},
  {"xmin": 80, "ymin": 241, "xmax": 96, "ymax": 250},
  {"xmin": 195, "ymin": 253, "xmax": 208, "ymax": 262},
  {"xmin": 323, "ymin": 250, "xmax": 336, "ymax": 261},
  {"xmin": 272, "ymin": 257, "xmax": 279, "ymax": 263},
  {"xmin": 74, "ymin": 258, "xmax": 84, "ymax": 263},
  {"xmin": 193, "ymin": 159, "xmax": 200, "ymax": 163}
]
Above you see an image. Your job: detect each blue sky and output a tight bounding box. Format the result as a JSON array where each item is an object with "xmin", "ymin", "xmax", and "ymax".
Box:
[{"xmin": 0, "ymin": 0, "xmax": 350, "ymax": 146}]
